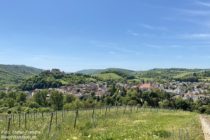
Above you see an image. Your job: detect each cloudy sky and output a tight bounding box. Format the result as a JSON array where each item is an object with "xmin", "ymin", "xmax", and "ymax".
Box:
[{"xmin": 0, "ymin": 0, "xmax": 210, "ymax": 72}]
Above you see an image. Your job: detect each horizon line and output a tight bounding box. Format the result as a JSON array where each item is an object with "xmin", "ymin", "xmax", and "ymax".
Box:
[{"xmin": 1, "ymin": 63, "xmax": 210, "ymax": 73}]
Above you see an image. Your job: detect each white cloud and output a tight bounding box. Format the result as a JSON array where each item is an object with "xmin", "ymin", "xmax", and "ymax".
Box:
[
  {"xmin": 183, "ymin": 19, "xmax": 210, "ymax": 28},
  {"xmin": 127, "ymin": 30, "xmax": 139, "ymax": 36},
  {"xmin": 139, "ymin": 24, "xmax": 154, "ymax": 30},
  {"xmin": 181, "ymin": 33, "xmax": 210, "ymax": 39},
  {"xmin": 139, "ymin": 23, "xmax": 167, "ymax": 31},
  {"xmin": 179, "ymin": 9, "xmax": 210, "ymax": 16},
  {"xmin": 143, "ymin": 43, "xmax": 182, "ymax": 49},
  {"xmin": 196, "ymin": 1, "xmax": 210, "ymax": 7}
]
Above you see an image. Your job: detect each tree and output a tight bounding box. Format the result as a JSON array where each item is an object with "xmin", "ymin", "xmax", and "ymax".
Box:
[
  {"xmin": 174, "ymin": 98, "xmax": 191, "ymax": 111},
  {"xmin": 104, "ymin": 96, "xmax": 114, "ymax": 105},
  {"xmin": 17, "ymin": 92, "xmax": 27, "ymax": 104},
  {"xmin": 50, "ymin": 90, "xmax": 64, "ymax": 110},
  {"xmin": 6, "ymin": 98, "xmax": 15, "ymax": 108},
  {"xmin": 128, "ymin": 100, "xmax": 137, "ymax": 106},
  {"xmin": 159, "ymin": 100, "xmax": 170, "ymax": 108},
  {"xmin": 33, "ymin": 90, "xmax": 48, "ymax": 106},
  {"xmin": 64, "ymin": 99, "xmax": 84, "ymax": 110},
  {"xmin": 205, "ymin": 105, "xmax": 210, "ymax": 114},
  {"xmin": 28, "ymin": 102, "xmax": 40, "ymax": 108},
  {"xmin": 65, "ymin": 94, "xmax": 76, "ymax": 103},
  {"xmin": 0, "ymin": 92, "xmax": 6, "ymax": 98},
  {"xmin": 7, "ymin": 92, "xmax": 17, "ymax": 100}
]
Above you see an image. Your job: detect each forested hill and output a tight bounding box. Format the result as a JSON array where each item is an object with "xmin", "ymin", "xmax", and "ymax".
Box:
[
  {"xmin": 0, "ymin": 64, "xmax": 42, "ymax": 86},
  {"xmin": 2, "ymin": 65, "xmax": 210, "ymax": 89},
  {"xmin": 77, "ymin": 68, "xmax": 135, "ymax": 75},
  {"xmin": 78, "ymin": 68, "xmax": 210, "ymax": 82}
]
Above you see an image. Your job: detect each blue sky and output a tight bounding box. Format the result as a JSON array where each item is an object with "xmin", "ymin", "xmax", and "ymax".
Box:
[{"xmin": 0, "ymin": 0, "xmax": 210, "ymax": 72}]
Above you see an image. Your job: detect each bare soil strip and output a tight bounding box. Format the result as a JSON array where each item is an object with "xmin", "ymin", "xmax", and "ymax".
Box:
[{"xmin": 200, "ymin": 115, "xmax": 210, "ymax": 140}]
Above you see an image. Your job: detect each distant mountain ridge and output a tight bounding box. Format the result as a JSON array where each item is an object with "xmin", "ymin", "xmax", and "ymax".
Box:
[
  {"xmin": 1, "ymin": 65, "xmax": 210, "ymax": 89},
  {"xmin": 77, "ymin": 68, "xmax": 135, "ymax": 75},
  {"xmin": 0, "ymin": 64, "xmax": 43, "ymax": 86},
  {"xmin": 78, "ymin": 68, "xmax": 210, "ymax": 75},
  {"xmin": 77, "ymin": 69, "xmax": 104, "ymax": 75},
  {"xmin": 77, "ymin": 68, "xmax": 210, "ymax": 82}
]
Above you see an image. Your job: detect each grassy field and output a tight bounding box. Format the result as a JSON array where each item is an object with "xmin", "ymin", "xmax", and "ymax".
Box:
[
  {"xmin": 0, "ymin": 107, "xmax": 204, "ymax": 140},
  {"xmin": 94, "ymin": 73, "xmax": 123, "ymax": 80}
]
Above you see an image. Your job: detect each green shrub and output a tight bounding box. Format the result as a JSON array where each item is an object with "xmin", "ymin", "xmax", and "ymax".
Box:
[
  {"xmin": 152, "ymin": 130, "xmax": 171, "ymax": 138},
  {"xmin": 28, "ymin": 102, "xmax": 40, "ymax": 108},
  {"xmin": 38, "ymin": 107, "xmax": 52, "ymax": 112},
  {"xmin": 0, "ymin": 107, "xmax": 9, "ymax": 113}
]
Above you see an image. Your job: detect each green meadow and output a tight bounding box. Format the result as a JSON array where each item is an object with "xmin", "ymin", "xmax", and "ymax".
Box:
[{"xmin": 0, "ymin": 107, "xmax": 204, "ymax": 140}]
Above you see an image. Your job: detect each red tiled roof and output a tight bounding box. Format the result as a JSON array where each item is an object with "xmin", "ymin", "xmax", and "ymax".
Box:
[{"xmin": 139, "ymin": 83, "xmax": 152, "ymax": 89}]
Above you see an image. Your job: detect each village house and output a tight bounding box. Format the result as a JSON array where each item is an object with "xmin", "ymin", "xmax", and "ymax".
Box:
[{"xmin": 138, "ymin": 83, "xmax": 153, "ymax": 91}]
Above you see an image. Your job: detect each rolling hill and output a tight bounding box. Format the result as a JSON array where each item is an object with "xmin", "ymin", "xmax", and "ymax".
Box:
[
  {"xmin": 77, "ymin": 68, "xmax": 135, "ymax": 75},
  {"xmin": 94, "ymin": 72, "xmax": 124, "ymax": 81},
  {"xmin": 0, "ymin": 64, "xmax": 42, "ymax": 87},
  {"xmin": 1, "ymin": 65, "xmax": 210, "ymax": 89},
  {"xmin": 78, "ymin": 68, "xmax": 210, "ymax": 82},
  {"xmin": 135, "ymin": 68, "xmax": 210, "ymax": 82},
  {"xmin": 78, "ymin": 68, "xmax": 135, "ymax": 81},
  {"xmin": 77, "ymin": 69, "xmax": 104, "ymax": 75}
]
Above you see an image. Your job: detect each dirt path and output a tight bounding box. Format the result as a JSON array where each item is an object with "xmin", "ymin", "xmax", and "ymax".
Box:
[{"xmin": 200, "ymin": 115, "xmax": 210, "ymax": 140}]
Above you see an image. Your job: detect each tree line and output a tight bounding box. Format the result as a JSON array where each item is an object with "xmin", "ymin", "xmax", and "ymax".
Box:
[{"xmin": 1, "ymin": 84, "xmax": 210, "ymax": 115}]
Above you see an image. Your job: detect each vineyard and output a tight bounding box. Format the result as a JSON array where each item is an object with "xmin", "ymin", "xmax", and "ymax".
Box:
[{"xmin": 0, "ymin": 107, "xmax": 204, "ymax": 140}]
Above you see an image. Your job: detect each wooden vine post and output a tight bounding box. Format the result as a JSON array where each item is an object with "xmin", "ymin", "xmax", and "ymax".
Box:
[
  {"xmin": 48, "ymin": 112, "xmax": 54, "ymax": 136},
  {"xmin": 6, "ymin": 115, "xmax": 11, "ymax": 140},
  {"xmin": 73, "ymin": 109, "xmax": 79, "ymax": 129}
]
